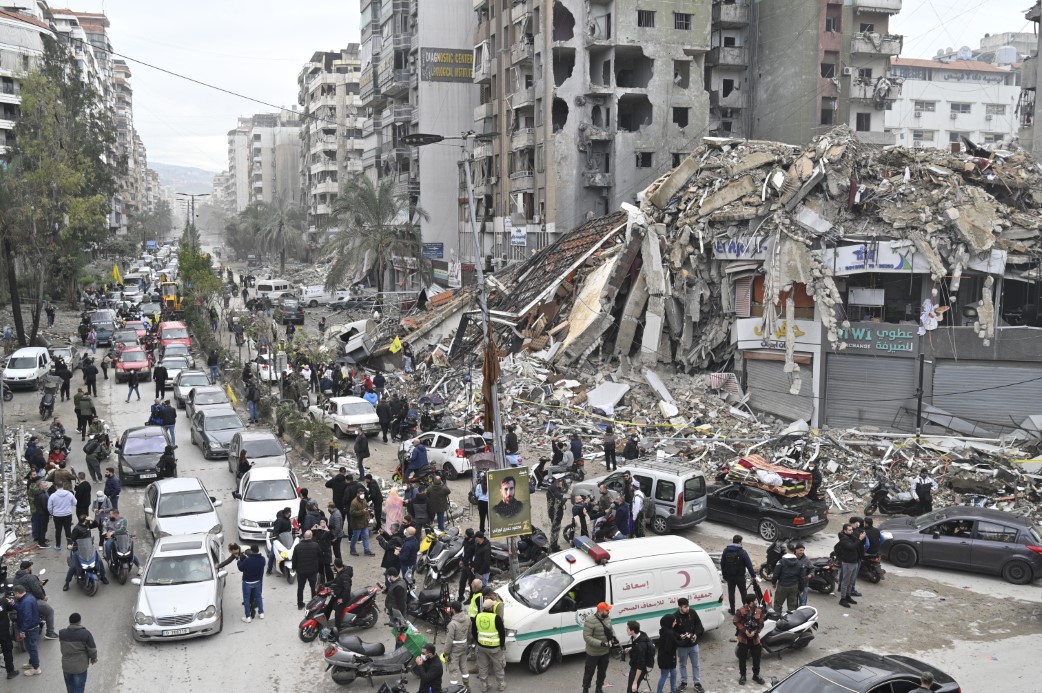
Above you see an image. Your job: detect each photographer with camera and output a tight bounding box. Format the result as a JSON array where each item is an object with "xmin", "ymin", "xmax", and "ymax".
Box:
[
  {"xmin": 673, "ymin": 597, "xmax": 705, "ymax": 692},
  {"xmin": 733, "ymin": 593, "xmax": 766, "ymax": 686},
  {"xmin": 582, "ymin": 602, "xmax": 616, "ymax": 693}
]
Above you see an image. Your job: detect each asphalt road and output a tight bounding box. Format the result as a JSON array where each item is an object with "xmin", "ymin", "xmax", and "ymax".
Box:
[{"xmin": 4, "ymin": 319, "xmax": 1040, "ymax": 692}]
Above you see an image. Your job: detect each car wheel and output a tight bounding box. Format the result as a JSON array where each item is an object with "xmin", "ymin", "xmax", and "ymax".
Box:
[
  {"xmin": 308, "ymin": 300, "xmax": 318, "ymax": 308},
  {"xmin": 650, "ymin": 515, "xmax": 669, "ymax": 535},
  {"xmin": 333, "ymin": 425, "xmax": 345, "ymax": 439},
  {"xmin": 526, "ymin": 640, "xmax": 556, "ymax": 674},
  {"xmin": 442, "ymin": 463, "xmax": 459, "ymax": 481},
  {"xmin": 1002, "ymin": 560, "xmax": 1033, "ymax": 585},
  {"xmin": 888, "ymin": 543, "xmax": 918, "ymax": 569},
  {"xmin": 758, "ymin": 519, "xmax": 780, "ymax": 541}
]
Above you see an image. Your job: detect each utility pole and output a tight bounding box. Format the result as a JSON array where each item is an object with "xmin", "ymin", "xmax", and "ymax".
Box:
[{"xmin": 176, "ymin": 192, "xmax": 210, "ymax": 249}]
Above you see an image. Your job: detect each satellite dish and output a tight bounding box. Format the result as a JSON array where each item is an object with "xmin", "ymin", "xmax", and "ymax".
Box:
[{"xmin": 957, "ymin": 46, "xmax": 972, "ymax": 60}]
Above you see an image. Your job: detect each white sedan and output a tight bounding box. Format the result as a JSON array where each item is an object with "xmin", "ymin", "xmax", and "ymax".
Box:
[
  {"xmin": 308, "ymin": 396, "xmax": 380, "ymax": 438},
  {"xmin": 250, "ymin": 354, "xmax": 280, "ymax": 383},
  {"xmin": 398, "ymin": 429, "xmax": 488, "ymax": 480},
  {"xmin": 232, "ymin": 466, "xmax": 300, "ymax": 542}
]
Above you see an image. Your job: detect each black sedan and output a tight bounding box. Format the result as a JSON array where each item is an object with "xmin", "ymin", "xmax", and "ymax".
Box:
[
  {"xmin": 190, "ymin": 407, "xmax": 245, "ymax": 459},
  {"xmin": 766, "ymin": 650, "xmax": 959, "ymax": 692},
  {"xmin": 706, "ymin": 483, "xmax": 828, "ymax": 541},
  {"xmin": 880, "ymin": 506, "xmax": 1042, "ymax": 584},
  {"xmin": 116, "ymin": 426, "xmax": 172, "ymax": 486}
]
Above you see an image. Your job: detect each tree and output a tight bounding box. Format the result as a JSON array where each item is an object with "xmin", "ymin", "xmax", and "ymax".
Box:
[
  {"xmin": 255, "ymin": 197, "xmax": 306, "ymax": 274},
  {"xmin": 129, "ymin": 199, "xmax": 174, "ymax": 251},
  {"xmin": 322, "ymin": 176, "xmax": 430, "ymax": 294}
]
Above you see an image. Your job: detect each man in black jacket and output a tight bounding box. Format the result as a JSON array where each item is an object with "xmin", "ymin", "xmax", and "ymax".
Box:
[
  {"xmin": 546, "ymin": 476, "xmax": 567, "ymax": 553},
  {"xmin": 353, "ymin": 434, "xmax": 370, "ymax": 479},
  {"xmin": 159, "ymin": 401, "xmax": 177, "ymax": 446},
  {"xmin": 13, "ymin": 561, "xmax": 57, "ymax": 639},
  {"xmin": 412, "ymin": 642, "xmax": 443, "ymax": 693},
  {"xmin": 376, "ymin": 399, "xmax": 392, "ymax": 443},
  {"xmin": 456, "ymin": 528, "xmax": 477, "ymax": 601},
  {"xmin": 324, "ymin": 560, "xmax": 353, "ymax": 625},
  {"xmin": 291, "ymin": 530, "xmax": 322, "ymax": 609},
  {"xmin": 834, "ymin": 524, "xmax": 863, "ymax": 608},
  {"xmin": 365, "ymin": 474, "xmax": 383, "ymax": 530},
  {"xmin": 385, "ymin": 567, "xmax": 409, "ymax": 618},
  {"xmin": 771, "ymin": 549, "xmax": 806, "ymax": 616},
  {"xmin": 378, "ymin": 526, "xmax": 403, "ymax": 588},
  {"xmin": 626, "ymin": 621, "xmax": 652, "ymax": 693},
  {"xmin": 673, "ymin": 598, "xmax": 704, "ymax": 692},
  {"xmin": 469, "ymin": 531, "xmax": 492, "ymax": 586},
  {"xmin": 325, "ymin": 468, "xmax": 349, "ymax": 510},
  {"xmin": 152, "ymin": 362, "xmax": 168, "ymax": 400},
  {"xmin": 266, "ymin": 507, "xmax": 294, "ymax": 575}
]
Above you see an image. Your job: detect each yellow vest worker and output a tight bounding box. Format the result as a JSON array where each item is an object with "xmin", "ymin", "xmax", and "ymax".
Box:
[
  {"xmin": 471, "ymin": 600, "xmax": 507, "ymax": 690},
  {"xmin": 475, "ymin": 612, "xmax": 500, "ymax": 648},
  {"xmin": 469, "ymin": 592, "xmax": 482, "ymax": 619}
]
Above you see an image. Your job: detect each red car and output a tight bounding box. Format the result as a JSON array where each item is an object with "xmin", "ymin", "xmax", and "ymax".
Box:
[
  {"xmin": 159, "ymin": 320, "xmax": 191, "ymax": 348},
  {"xmin": 114, "ymin": 346, "xmax": 153, "ymax": 383},
  {"xmin": 124, "ymin": 320, "xmax": 149, "ymax": 339}
]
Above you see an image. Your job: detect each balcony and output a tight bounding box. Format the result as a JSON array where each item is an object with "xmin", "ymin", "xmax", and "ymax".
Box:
[
  {"xmin": 310, "ymin": 159, "xmax": 338, "ymax": 175},
  {"xmin": 1023, "ymin": 56, "xmax": 1036, "ymax": 90},
  {"xmin": 346, "ymin": 160, "xmax": 364, "ymax": 174},
  {"xmin": 391, "ymin": 104, "xmax": 415, "ymax": 122},
  {"xmin": 854, "ymin": 130, "xmax": 897, "ymax": 146},
  {"xmin": 509, "ymin": 87, "xmax": 535, "ymax": 109},
  {"xmin": 474, "ymin": 101, "xmax": 495, "ymax": 121},
  {"xmin": 380, "ymin": 66, "xmax": 412, "ymax": 96},
  {"xmin": 394, "ymin": 178, "xmax": 420, "ymax": 197},
  {"xmin": 706, "ymin": 46, "xmax": 748, "ymax": 67},
  {"xmin": 511, "ymin": 40, "xmax": 533, "ymax": 65},
  {"xmin": 583, "ymin": 171, "xmax": 614, "ymax": 187},
  {"xmin": 315, "ymin": 203, "xmax": 332, "ymax": 216},
  {"xmin": 712, "ymin": 2, "xmax": 749, "ymax": 27},
  {"xmin": 509, "ymin": 170, "xmax": 534, "ymax": 189},
  {"xmin": 849, "ymin": 80, "xmax": 902, "ymax": 102},
  {"xmin": 510, "ymin": 128, "xmax": 535, "ymax": 150},
  {"xmin": 314, "ymin": 180, "xmax": 339, "ymax": 195},
  {"xmin": 710, "ymin": 88, "xmax": 745, "ymax": 109},
  {"xmin": 311, "ymin": 135, "xmax": 338, "ymax": 153},
  {"xmin": 0, "ymin": 82, "xmax": 19, "ymax": 104},
  {"xmin": 852, "ymin": 0, "xmax": 902, "ymax": 13},
  {"xmin": 393, "ymin": 33, "xmax": 413, "ymax": 52},
  {"xmin": 379, "ymin": 0, "xmax": 393, "ymax": 23},
  {"xmin": 850, "ymin": 33, "xmax": 903, "ymax": 55},
  {"xmin": 411, "ymin": 33, "xmax": 420, "ymax": 53},
  {"xmin": 474, "ymin": 0, "xmax": 487, "ymax": 9},
  {"xmin": 511, "ymin": 0, "xmax": 530, "ymax": 24},
  {"xmin": 583, "ymin": 124, "xmax": 614, "ymax": 141},
  {"xmin": 312, "ymin": 93, "xmax": 337, "ymax": 110},
  {"xmin": 474, "ymin": 55, "xmax": 494, "ymax": 83},
  {"xmin": 472, "ymin": 142, "xmax": 493, "ymax": 160}
]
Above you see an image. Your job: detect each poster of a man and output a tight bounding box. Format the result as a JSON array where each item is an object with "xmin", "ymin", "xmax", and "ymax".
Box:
[{"xmin": 488, "ymin": 467, "xmax": 532, "ymax": 539}]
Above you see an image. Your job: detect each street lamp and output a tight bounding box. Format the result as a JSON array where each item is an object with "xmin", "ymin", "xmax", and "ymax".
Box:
[{"xmin": 176, "ymin": 192, "xmax": 210, "ymax": 250}]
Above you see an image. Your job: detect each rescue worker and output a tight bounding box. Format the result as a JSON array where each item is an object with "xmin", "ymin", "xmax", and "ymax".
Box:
[{"xmin": 471, "ymin": 599, "xmax": 506, "ymax": 692}]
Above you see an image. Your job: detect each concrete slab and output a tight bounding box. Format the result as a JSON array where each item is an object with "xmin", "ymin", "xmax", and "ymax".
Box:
[
  {"xmin": 698, "ymin": 175, "xmax": 758, "ymax": 217},
  {"xmin": 648, "ymin": 154, "xmax": 699, "ymax": 209},
  {"xmin": 586, "ymin": 381, "xmax": 631, "ymax": 417},
  {"xmin": 643, "ymin": 368, "xmax": 675, "ymax": 404}
]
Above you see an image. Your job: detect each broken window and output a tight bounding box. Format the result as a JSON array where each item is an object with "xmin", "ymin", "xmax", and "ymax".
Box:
[
  {"xmin": 637, "ymin": 10, "xmax": 655, "ymax": 28},
  {"xmin": 673, "ymin": 60, "xmax": 690, "ymax": 89},
  {"xmin": 552, "ymin": 2, "xmax": 575, "ymax": 41},
  {"xmin": 674, "ymin": 12, "xmax": 692, "ymax": 30},
  {"xmin": 914, "ymin": 100, "xmax": 936, "ymax": 112},
  {"xmin": 618, "ymin": 94, "xmax": 652, "ymax": 132},
  {"xmin": 591, "ymin": 105, "xmax": 604, "ymax": 127},
  {"xmin": 825, "ymin": 6, "xmax": 841, "ymax": 32},
  {"xmin": 950, "ymin": 102, "xmax": 971, "ymax": 115},
  {"xmin": 859, "ymin": 22, "xmax": 875, "ymax": 33},
  {"xmin": 840, "ymin": 273, "xmax": 924, "ymax": 323},
  {"xmin": 820, "ymin": 62, "xmax": 836, "ymax": 79},
  {"xmin": 722, "ymin": 78, "xmax": 735, "ymax": 96},
  {"xmin": 986, "ymin": 104, "xmax": 1006, "ymax": 115},
  {"xmin": 723, "ymin": 36, "xmax": 737, "ymax": 47},
  {"xmin": 672, "ymin": 107, "xmax": 689, "ymax": 128},
  {"xmin": 857, "ymin": 67, "xmax": 872, "ymax": 81},
  {"xmin": 552, "ymin": 97, "xmax": 569, "ymax": 132},
  {"xmin": 855, "ymin": 112, "xmax": 872, "ymax": 132},
  {"xmin": 636, "ymin": 152, "xmax": 652, "ymax": 168},
  {"xmin": 590, "ymin": 47, "xmax": 611, "ymax": 87},
  {"xmin": 553, "ymin": 47, "xmax": 575, "ymax": 87},
  {"xmin": 615, "ymin": 46, "xmax": 653, "ymax": 88},
  {"xmin": 671, "ymin": 153, "xmax": 683, "ymax": 167},
  {"xmin": 821, "ymin": 107, "xmax": 835, "ymax": 125},
  {"xmin": 912, "ymin": 130, "xmax": 935, "ymax": 144}
]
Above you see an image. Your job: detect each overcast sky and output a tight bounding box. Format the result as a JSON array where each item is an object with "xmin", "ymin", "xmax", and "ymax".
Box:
[{"xmin": 75, "ymin": 0, "xmax": 1033, "ymax": 175}]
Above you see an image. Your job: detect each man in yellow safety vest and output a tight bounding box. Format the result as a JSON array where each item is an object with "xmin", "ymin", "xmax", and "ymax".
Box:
[{"xmin": 470, "ymin": 599, "xmax": 506, "ymax": 692}]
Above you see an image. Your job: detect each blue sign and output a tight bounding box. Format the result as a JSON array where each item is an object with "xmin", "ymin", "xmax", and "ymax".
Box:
[{"xmin": 422, "ymin": 243, "xmax": 444, "ymax": 259}]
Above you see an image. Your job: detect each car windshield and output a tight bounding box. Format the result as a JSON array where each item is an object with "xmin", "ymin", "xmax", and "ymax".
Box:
[
  {"xmin": 124, "ymin": 435, "xmax": 167, "ymax": 455},
  {"xmin": 509, "ymin": 557, "xmax": 572, "ymax": 610},
  {"xmin": 95, "ymin": 322, "xmax": 116, "ymax": 332},
  {"xmin": 157, "ymin": 490, "xmax": 213, "ymax": 517},
  {"xmin": 162, "ymin": 358, "xmax": 189, "ymax": 370},
  {"xmin": 178, "ymin": 374, "xmax": 209, "ymax": 388},
  {"xmin": 162, "ymin": 327, "xmax": 189, "ymax": 339},
  {"xmin": 144, "ymin": 555, "xmax": 213, "ymax": 586},
  {"xmin": 339, "ymin": 403, "xmax": 374, "ymax": 416},
  {"xmin": 244, "ymin": 479, "xmax": 296, "ymax": 501},
  {"xmin": 140, "ymin": 303, "xmax": 161, "ymax": 314},
  {"xmin": 122, "ymin": 351, "xmax": 147, "ymax": 363},
  {"xmin": 912, "ymin": 509, "xmax": 951, "ymax": 529},
  {"xmin": 244, "ymin": 440, "xmax": 284, "ymax": 458},
  {"xmin": 166, "ymin": 345, "xmax": 189, "ymax": 354},
  {"xmin": 194, "ymin": 391, "xmax": 228, "ymax": 405},
  {"xmin": 7, "ymin": 357, "xmax": 37, "ymax": 369},
  {"xmin": 204, "ymin": 414, "xmax": 243, "ymax": 431},
  {"xmin": 114, "ymin": 331, "xmax": 138, "ymax": 341}
]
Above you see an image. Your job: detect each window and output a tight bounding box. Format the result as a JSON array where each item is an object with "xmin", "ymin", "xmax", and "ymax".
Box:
[
  {"xmin": 950, "ymin": 102, "xmax": 972, "ymax": 115},
  {"xmin": 671, "ymin": 153, "xmax": 683, "ymax": 167},
  {"xmin": 855, "ymin": 112, "xmax": 872, "ymax": 132},
  {"xmin": 684, "ymin": 476, "xmax": 707, "ymax": 501},
  {"xmin": 672, "ymin": 107, "xmax": 689, "ymax": 128},
  {"xmin": 949, "ymin": 131, "xmax": 966, "ymax": 144},
  {"xmin": 858, "ymin": 67, "xmax": 873, "ymax": 81},
  {"xmin": 654, "ymin": 480, "xmax": 676, "ymax": 502},
  {"xmin": 912, "ymin": 130, "xmax": 935, "ymax": 143},
  {"xmin": 637, "ymin": 10, "xmax": 655, "ymax": 27},
  {"xmin": 975, "ymin": 521, "xmax": 1017, "ymax": 543},
  {"xmin": 723, "ymin": 35, "xmax": 737, "ymax": 47},
  {"xmin": 824, "ymin": 12, "xmax": 841, "ymax": 33},
  {"xmin": 983, "ymin": 133, "xmax": 1005, "ymax": 144},
  {"xmin": 986, "ymin": 104, "xmax": 1006, "ymax": 115},
  {"xmin": 821, "ymin": 107, "xmax": 835, "ymax": 125},
  {"xmin": 913, "ymin": 100, "xmax": 936, "ymax": 112},
  {"xmin": 674, "ymin": 12, "xmax": 692, "ymax": 30},
  {"xmin": 820, "ymin": 62, "xmax": 836, "ymax": 79},
  {"xmin": 635, "ymin": 152, "xmax": 652, "ymax": 168},
  {"xmin": 859, "ymin": 22, "xmax": 875, "ymax": 33}
]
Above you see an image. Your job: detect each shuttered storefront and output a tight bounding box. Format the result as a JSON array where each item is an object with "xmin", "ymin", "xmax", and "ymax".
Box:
[
  {"xmin": 825, "ymin": 354, "xmax": 917, "ymax": 430},
  {"xmin": 933, "ymin": 360, "xmax": 1042, "ymax": 428},
  {"xmin": 745, "ymin": 352, "xmax": 815, "ymax": 422}
]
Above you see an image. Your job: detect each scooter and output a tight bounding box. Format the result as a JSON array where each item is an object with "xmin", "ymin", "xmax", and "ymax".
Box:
[
  {"xmin": 390, "ymin": 415, "xmax": 417, "ymax": 442},
  {"xmin": 72, "ymin": 537, "xmax": 104, "ymax": 597},
  {"xmin": 859, "ymin": 553, "xmax": 886, "ymax": 583},
  {"xmin": 408, "ymin": 582, "xmax": 453, "ymax": 628},
  {"xmin": 758, "ymin": 537, "xmax": 796, "ymax": 580},
  {"xmin": 529, "ymin": 456, "xmax": 583, "ymax": 491},
  {"xmin": 423, "ymin": 529, "xmax": 466, "ymax": 588},
  {"xmin": 299, "ymin": 584, "xmax": 381, "ymax": 642},
  {"xmin": 415, "ymin": 527, "xmax": 457, "ymax": 577},
  {"xmin": 863, "ymin": 478, "xmax": 921, "ymax": 516},
  {"xmin": 419, "ymin": 408, "xmax": 443, "ymax": 433},
  {"xmin": 39, "ymin": 379, "xmax": 58, "ymax": 420},
  {"xmin": 808, "ymin": 555, "xmax": 838, "ymax": 595},
  {"xmin": 109, "ymin": 533, "xmax": 136, "ymax": 585},
  {"xmin": 1, "ymin": 382, "xmax": 12, "ymax": 402},
  {"xmin": 374, "ymin": 672, "xmax": 467, "ymax": 693},
  {"xmin": 267, "ymin": 526, "xmax": 299, "ymax": 584},
  {"xmin": 391, "ymin": 459, "xmax": 436, "ymax": 487},
  {"xmin": 322, "ymin": 611, "xmax": 420, "ymax": 686},
  {"xmin": 757, "ymin": 600, "xmax": 819, "ymax": 656}
]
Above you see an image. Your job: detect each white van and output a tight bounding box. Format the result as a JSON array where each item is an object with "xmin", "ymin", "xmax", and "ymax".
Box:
[
  {"xmin": 297, "ymin": 285, "xmax": 350, "ymax": 307},
  {"xmin": 2, "ymin": 346, "xmax": 52, "ymax": 390},
  {"xmin": 501, "ymin": 536, "xmax": 726, "ymax": 673},
  {"xmin": 256, "ymin": 279, "xmax": 292, "ymax": 300},
  {"xmin": 122, "ymin": 274, "xmax": 145, "ymax": 291}
]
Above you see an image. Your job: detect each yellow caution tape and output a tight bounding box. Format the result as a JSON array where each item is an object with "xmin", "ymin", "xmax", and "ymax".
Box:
[{"xmin": 226, "ymin": 383, "xmax": 238, "ymax": 405}]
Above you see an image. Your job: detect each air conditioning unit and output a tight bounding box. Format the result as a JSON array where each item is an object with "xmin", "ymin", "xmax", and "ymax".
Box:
[
  {"xmin": 950, "ymin": 112, "xmax": 958, "ymax": 119},
  {"xmin": 914, "ymin": 111, "xmax": 922, "ymax": 118},
  {"xmin": 985, "ymin": 114, "xmax": 993, "ymax": 121},
  {"xmin": 842, "ymin": 67, "xmax": 855, "ymax": 76}
]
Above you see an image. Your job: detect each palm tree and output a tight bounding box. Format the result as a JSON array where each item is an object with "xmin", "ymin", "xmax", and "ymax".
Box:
[
  {"xmin": 322, "ymin": 176, "xmax": 430, "ymax": 294},
  {"xmin": 253, "ymin": 197, "xmax": 306, "ymax": 274}
]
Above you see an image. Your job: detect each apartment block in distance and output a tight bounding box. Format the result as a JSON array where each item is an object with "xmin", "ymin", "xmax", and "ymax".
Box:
[
  {"xmin": 1022, "ymin": 2, "xmax": 1042, "ymax": 155},
  {"xmin": 297, "ymin": 46, "xmax": 364, "ymax": 242},
  {"xmin": 471, "ymin": 0, "xmax": 710, "ymax": 265},
  {"xmin": 358, "ymin": 0, "xmax": 477, "ymax": 273}
]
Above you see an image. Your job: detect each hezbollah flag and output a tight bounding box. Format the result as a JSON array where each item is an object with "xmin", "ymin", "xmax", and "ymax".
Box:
[
  {"xmin": 112, "ymin": 263, "xmax": 123, "ymax": 285},
  {"xmin": 389, "ymin": 336, "xmax": 403, "ymax": 354}
]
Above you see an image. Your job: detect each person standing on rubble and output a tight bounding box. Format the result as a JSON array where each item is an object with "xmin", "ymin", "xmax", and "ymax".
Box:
[
  {"xmin": 504, "ymin": 425, "xmax": 521, "ymax": 467},
  {"xmin": 623, "ymin": 433, "xmax": 640, "ymax": 462},
  {"xmin": 911, "ymin": 468, "xmax": 938, "ymax": 514},
  {"xmin": 807, "ymin": 459, "xmax": 823, "ymax": 501},
  {"xmin": 570, "ymin": 432, "xmax": 583, "ymax": 466},
  {"xmin": 603, "ymin": 427, "xmax": 617, "ymax": 471},
  {"xmin": 546, "ymin": 476, "xmax": 567, "ymax": 552}
]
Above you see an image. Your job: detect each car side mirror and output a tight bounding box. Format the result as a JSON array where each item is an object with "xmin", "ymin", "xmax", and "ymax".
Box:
[
  {"xmin": 130, "ymin": 578, "xmax": 141, "ymax": 586},
  {"xmin": 212, "ymin": 500, "xmax": 223, "ymax": 508},
  {"xmin": 232, "ymin": 491, "xmax": 241, "ymax": 500},
  {"xmin": 217, "ymin": 570, "xmax": 227, "ymax": 580},
  {"xmin": 932, "ymin": 531, "xmax": 940, "ymax": 539},
  {"xmin": 143, "ymin": 506, "xmax": 153, "ymax": 515}
]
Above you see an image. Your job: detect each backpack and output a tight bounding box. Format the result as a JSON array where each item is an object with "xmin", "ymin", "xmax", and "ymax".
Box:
[
  {"xmin": 721, "ymin": 548, "xmax": 743, "ymax": 579},
  {"xmin": 644, "ymin": 638, "xmax": 656, "ymax": 669}
]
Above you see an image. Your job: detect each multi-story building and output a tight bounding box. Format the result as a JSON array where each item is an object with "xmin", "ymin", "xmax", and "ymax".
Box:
[
  {"xmin": 297, "ymin": 45, "xmax": 363, "ymax": 241},
  {"xmin": 1022, "ymin": 2, "xmax": 1042, "ymax": 155},
  {"xmin": 886, "ymin": 58, "xmax": 1019, "ymax": 150},
  {"xmin": 226, "ymin": 118, "xmax": 251, "ymax": 212},
  {"xmin": 0, "ymin": 2, "xmax": 54, "ymax": 154},
  {"xmin": 246, "ymin": 111, "xmax": 302, "ymax": 207},
  {"xmin": 211, "ymin": 171, "xmax": 235, "ymax": 213},
  {"xmin": 471, "ymin": 0, "xmax": 711, "ymax": 266},
  {"xmin": 359, "ymin": 0, "xmax": 476, "ymax": 268}
]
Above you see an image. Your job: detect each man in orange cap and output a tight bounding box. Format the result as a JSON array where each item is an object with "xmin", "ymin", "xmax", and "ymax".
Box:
[{"xmin": 582, "ymin": 601, "xmax": 617, "ymax": 693}]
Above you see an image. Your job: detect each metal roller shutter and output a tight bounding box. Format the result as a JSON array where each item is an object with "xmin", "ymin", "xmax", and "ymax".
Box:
[
  {"xmin": 933, "ymin": 360, "xmax": 1042, "ymax": 428},
  {"xmin": 746, "ymin": 359, "xmax": 815, "ymax": 421},
  {"xmin": 825, "ymin": 354, "xmax": 917, "ymax": 430}
]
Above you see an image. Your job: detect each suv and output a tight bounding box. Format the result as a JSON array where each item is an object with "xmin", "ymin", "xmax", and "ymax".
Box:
[
  {"xmin": 276, "ymin": 295, "xmax": 305, "ymax": 325},
  {"xmin": 571, "ymin": 459, "xmax": 709, "ymax": 535}
]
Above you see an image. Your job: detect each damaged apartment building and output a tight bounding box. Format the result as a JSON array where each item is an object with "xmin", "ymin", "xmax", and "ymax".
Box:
[
  {"xmin": 468, "ymin": 0, "xmax": 711, "ymax": 266},
  {"xmin": 421, "ymin": 125, "xmax": 1042, "ymax": 438}
]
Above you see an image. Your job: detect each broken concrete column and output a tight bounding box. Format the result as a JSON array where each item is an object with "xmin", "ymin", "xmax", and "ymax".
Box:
[
  {"xmin": 640, "ymin": 295, "xmax": 665, "ymax": 365},
  {"xmin": 614, "ymin": 270, "xmax": 649, "ymax": 357}
]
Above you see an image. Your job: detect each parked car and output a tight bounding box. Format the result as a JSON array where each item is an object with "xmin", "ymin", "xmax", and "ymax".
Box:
[
  {"xmin": 276, "ymin": 295, "xmax": 305, "ymax": 325},
  {"xmin": 190, "ymin": 407, "xmax": 246, "ymax": 459},
  {"xmin": 131, "ymin": 533, "xmax": 226, "ymax": 642},
  {"xmin": 765, "ymin": 650, "xmax": 960, "ymax": 692},
  {"xmin": 308, "ymin": 396, "xmax": 380, "ymax": 438},
  {"xmin": 185, "ymin": 385, "xmax": 231, "ymax": 419},
  {"xmin": 91, "ymin": 321, "xmax": 117, "ymax": 347},
  {"xmin": 397, "ymin": 430, "xmax": 487, "ymax": 480},
  {"xmin": 298, "ymin": 285, "xmax": 351, "ymax": 307},
  {"xmin": 173, "ymin": 370, "xmax": 212, "ymax": 408},
  {"xmin": 706, "ymin": 483, "xmax": 829, "ymax": 541},
  {"xmin": 143, "ymin": 477, "xmax": 224, "ymax": 542},
  {"xmin": 572, "ymin": 460, "xmax": 710, "ymax": 535},
  {"xmin": 227, "ymin": 431, "xmax": 288, "ymax": 473},
  {"xmin": 117, "ymin": 426, "xmax": 173, "ymax": 485},
  {"xmin": 158, "ymin": 355, "xmax": 191, "ymax": 383},
  {"xmin": 249, "ymin": 353, "xmax": 280, "ymax": 382},
  {"xmin": 879, "ymin": 506, "xmax": 1042, "ymax": 584},
  {"xmin": 158, "ymin": 320, "xmax": 191, "ymax": 348},
  {"xmin": 232, "ymin": 466, "xmax": 300, "ymax": 542},
  {"xmin": 161, "ymin": 343, "xmax": 195, "ymax": 368},
  {"xmin": 114, "ymin": 346, "xmax": 153, "ymax": 383},
  {"xmin": 49, "ymin": 344, "xmax": 79, "ymax": 372},
  {"xmin": 2, "ymin": 346, "xmax": 52, "ymax": 390}
]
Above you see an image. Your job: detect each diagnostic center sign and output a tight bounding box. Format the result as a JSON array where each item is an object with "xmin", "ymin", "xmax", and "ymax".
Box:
[{"xmin": 420, "ymin": 48, "xmax": 473, "ymax": 83}]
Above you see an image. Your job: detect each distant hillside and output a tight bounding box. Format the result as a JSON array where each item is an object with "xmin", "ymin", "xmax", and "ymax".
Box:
[{"xmin": 151, "ymin": 162, "xmax": 216, "ymax": 195}]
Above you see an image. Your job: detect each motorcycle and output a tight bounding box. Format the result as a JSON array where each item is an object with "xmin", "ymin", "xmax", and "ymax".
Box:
[
  {"xmin": 2, "ymin": 382, "xmax": 13, "ymax": 402},
  {"xmin": 391, "ymin": 459, "xmax": 436, "ymax": 487},
  {"xmin": 390, "ymin": 415, "xmax": 417, "ymax": 442},
  {"xmin": 408, "ymin": 582, "xmax": 453, "ymax": 628},
  {"xmin": 414, "ymin": 527, "xmax": 456, "ymax": 576},
  {"xmin": 266, "ymin": 526, "xmax": 299, "ymax": 584},
  {"xmin": 72, "ymin": 537, "xmax": 104, "ymax": 596},
  {"xmin": 529, "ymin": 456, "xmax": 583, "ymax": 492},
  {"xmin": 808, "ymin": 555, "xmax": 838, "ymax": 595},
  {"xmin": 423, "ymin": 529, "xmax": 466, "ymax": 588},
  {"xmin": 322, "ymin": 611, "xmax": 421, "ymax": 686},
  {"xmin": 109, "ymin": 533, "xmax": 136, "ymax": 585},
  {"xmin": 859, "ymin": 553, "xmax": 886, "ymax": 583},
  {"xmin": 1, "ymin": 565, "xmax": 47, "ymax": 653},
  {"xmin": 373, "ymin": 672, "xmax": 467, "ymax": 693},
  {"xmin": 863, "ymin": 478, "xmax": 921, "ymax": 516},
  {"xmin": 299, "ymin": 584, "xmax": 381, "ymax": 642},
  {"xmin": 39, "ymin": 378, "xmax": 59, "ymax": 420},
  {"xmin": 756, "ymin": 599, "xmax": 819, "ymax": 656},
  {"xmin": 419, "ymin": 408, "xmax": 444, "ymax": 433},
  {"xmin": 758, "ymin": 537, "xmax": 796, "ymax": 580}
]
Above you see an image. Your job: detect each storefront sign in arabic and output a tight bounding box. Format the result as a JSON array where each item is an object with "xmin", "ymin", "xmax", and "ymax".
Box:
[
  {"xmin": 714, "ymin": 235, "xmax": 768, "ymax": 260},
  {"xmin": 736, "ymin": 318, "xmax": 821, "ymax": 351},
  {"xmin": 831, "ymin": 322, "xmax": 917, "ymax": 356},
  {"xmin": 820, "ymin": 244, "xmax": 931, "ymax": 275}
]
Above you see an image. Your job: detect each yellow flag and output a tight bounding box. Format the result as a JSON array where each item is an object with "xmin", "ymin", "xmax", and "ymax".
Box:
[
  {"xmin": 225, "ymin": 383, "xmax": 238, "ymax": 405},
  {"xmin": 389, "ymin": 336, "xmax": 403, "ymax": 354},
  {"xmin": 112, "ymin": 264, "xmax": 123, "ymax": 285}
]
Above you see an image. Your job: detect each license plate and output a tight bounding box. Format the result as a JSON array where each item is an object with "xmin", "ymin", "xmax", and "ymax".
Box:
[
  {"xmin": 810, "ymin": 516, "xmax": 819, "ymax": 523},
  {"xmin": 140, "ymin": 474, "xmax": 157, "ymax": 479},
  {"xmin": 162, "ymin": 628, "xmax": 190, "ymax": 636}
]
